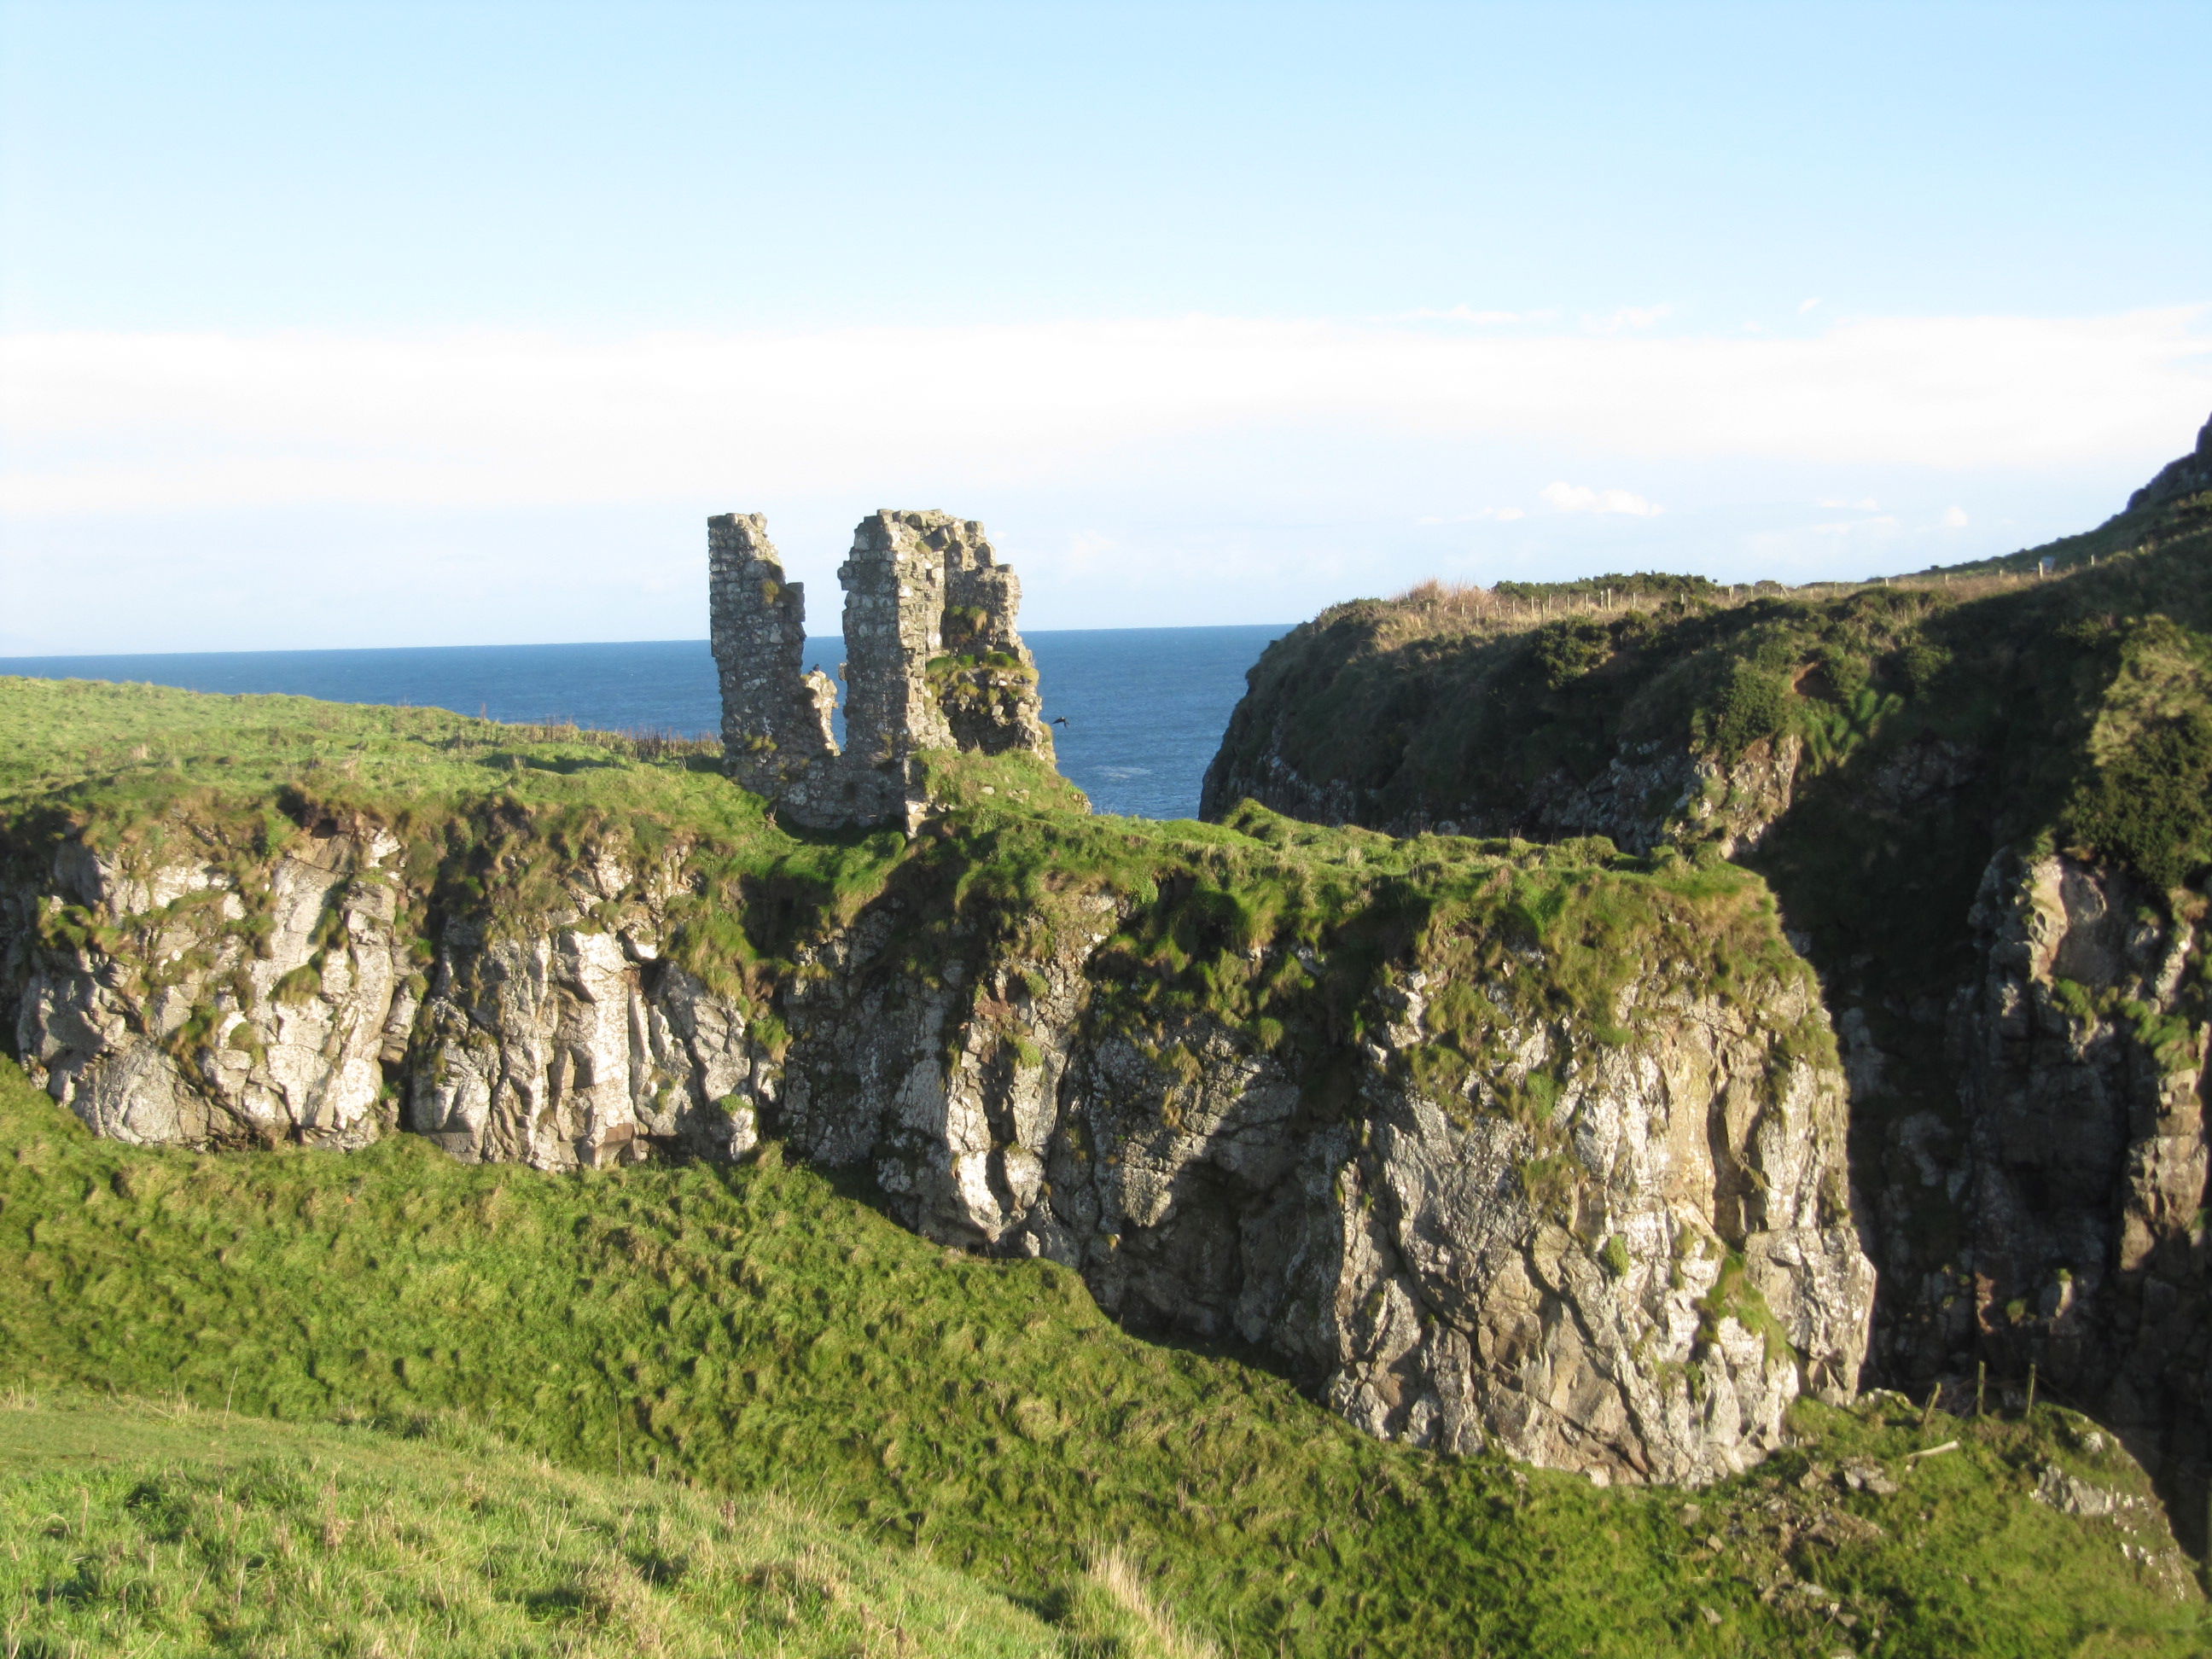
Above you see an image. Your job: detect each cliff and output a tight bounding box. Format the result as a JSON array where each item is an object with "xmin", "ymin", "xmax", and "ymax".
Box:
[
  {"xmin": 1201, "ymin": 417, "xmax": 2212, "ymax": 1541},
  {"xmin": 0, "ymin": 676, "xmax": 1868, "ymax": 1488}
]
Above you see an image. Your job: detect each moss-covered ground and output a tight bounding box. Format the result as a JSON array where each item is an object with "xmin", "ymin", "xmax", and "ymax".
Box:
[{"xmin": 0, "ymin": 1057, "xmax": 2203, "ymax": 1656}]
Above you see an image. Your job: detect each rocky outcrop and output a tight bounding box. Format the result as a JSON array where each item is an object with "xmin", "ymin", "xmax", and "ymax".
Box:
[
  {"xmin": 10, "ymin": 824, "xmax": 768, "ymax": 1171},
  {"xmin": 1193, "ymin": 426, "xmax": 2212, "ymax": 1539},
  {"xmin": 712, "ymin": 509, "xmax": 1054, "ymax": 830},
  {"xmin": 1222, "ymin": 731, "xmax": 1806, "ymax": 859},
  {"xmin": 778, "ymin": 908, "xmax": 1870, "ymax": 1485},
  {"xmin": 2127, "ymin": 410, "xmax": 2212, "ymax": 516},
  {"xmin": 15, "ymin": 829, "xmax": 408, "ymax": 1153},
  {"xmin": 1, "ymin": 814, "xmax": 1871, "ymax": 1489},
  {"xmin": 1196, "ymin": 618, "xmax": 1807, "ymax": 857},
  {"xmin": 1941, "ymin": 851, "xmax": 2211, "ymax": 1531}
]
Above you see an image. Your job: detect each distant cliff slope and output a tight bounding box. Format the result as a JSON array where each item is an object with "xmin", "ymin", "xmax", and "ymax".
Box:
[{"xmin": 1202, "ymin": 416, "xmax": 2212, "ymax": 1543}]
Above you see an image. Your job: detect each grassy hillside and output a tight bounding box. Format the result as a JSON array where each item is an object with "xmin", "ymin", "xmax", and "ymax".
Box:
[
  {"xmin": 1930, "ymin": 482, "xmax": 2212, "ymax": 578},
  {"xmin": 1, "ymin": 1056, "xmax": 2202, "ymax": 1656},
  {"xmin": 0, "ymin": 1394, "xmax": 1132, "ymax": 1658}
]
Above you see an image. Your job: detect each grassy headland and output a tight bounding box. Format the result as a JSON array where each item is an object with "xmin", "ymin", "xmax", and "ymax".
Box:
[
  {"xmin": 0, "ymin": 673, "xmax": 2204, "ymax": 1652},
  {"xmin": 0, "ymin": 672, "xmax": 1820, "ymax": 1133}
]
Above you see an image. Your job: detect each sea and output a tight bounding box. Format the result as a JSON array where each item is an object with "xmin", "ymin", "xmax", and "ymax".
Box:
[{"xmin": 0, "ymin": 626, "xmax": 1287, "ymax": 822}]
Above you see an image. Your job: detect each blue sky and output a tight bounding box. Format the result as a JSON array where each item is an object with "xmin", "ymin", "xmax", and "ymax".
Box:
[{"xmin": 3, "ymin": 1, "xmax": 2209, "ymax": 652}]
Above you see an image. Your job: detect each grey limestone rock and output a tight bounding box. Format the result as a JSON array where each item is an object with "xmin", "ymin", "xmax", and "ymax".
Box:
[
  {"xmin": 1946, "ymin": 850, "xmax": 2211, "ymax": 1525},
  {"xmin": 772, "ymin": 887, "xmax": 1872, "ymax": 1487},
  {"xmin": 1204, "ymin": 721, "xmax": 1806, "ymax": 859},
  {"xmin": 16, "ymin": 828, "xmax": 405, "ymax": 1152},
  {"xmin": 2, "ymin": 814, "xmax": 1871, "ymax": 1488},
  {"xmin": 9, "ymin": 827, "xmax": 765, "ymax": 1173}
]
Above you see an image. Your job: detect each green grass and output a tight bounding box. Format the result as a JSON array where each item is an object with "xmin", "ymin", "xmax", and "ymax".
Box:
[
  {"xmin": 1931, "ymin": 488, "xmax": 2212, "ymax": 579},
  {"xmin": 1, "ymin": 1057, "xmax": 2202, "ymax": 1657},
  {"xmin": 0, "ymin": 1394, "xmax": 1105, "ymax": 1658}
]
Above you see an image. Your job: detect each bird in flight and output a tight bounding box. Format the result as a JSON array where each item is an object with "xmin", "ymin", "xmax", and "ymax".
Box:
[{"xmin": 1050, "ymin": 716, "xmax": 1068, "ymax": 727}]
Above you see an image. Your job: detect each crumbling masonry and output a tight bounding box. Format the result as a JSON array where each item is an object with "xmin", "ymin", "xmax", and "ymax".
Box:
[{"xmin": 710, "ymin": 509, "xmax": 1055, "ymax": 829}]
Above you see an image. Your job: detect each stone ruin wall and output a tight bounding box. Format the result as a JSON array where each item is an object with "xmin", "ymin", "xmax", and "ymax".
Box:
[
  {"xmin": 710, "ymin": 509, "xmax": 1054, "ymax": 828},
  {"xmin": 708, "ymin": 514, "xmax": 837, "ymax": 797}
]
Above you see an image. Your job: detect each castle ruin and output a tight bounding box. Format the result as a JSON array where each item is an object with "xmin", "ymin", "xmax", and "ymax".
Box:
[{"xmin": 711, "ymin": 509, "xmax": 1055, "ymax": 829}]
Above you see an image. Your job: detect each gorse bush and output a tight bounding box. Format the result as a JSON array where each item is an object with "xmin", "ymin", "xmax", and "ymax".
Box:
[
  {"xmin": 1700, "ymin": 658, "xmax": 1796, "ymax": 760},
  {"xmin": 2068, "ymin": 704, "xmax": 2212, "ymax": 890}
]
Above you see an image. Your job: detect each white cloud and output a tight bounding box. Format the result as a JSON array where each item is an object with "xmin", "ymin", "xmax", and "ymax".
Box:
[
  {"xmin": 1942, "ymin": 505, "xmax": 1970, "ymax": 527},
  {"xmin": 1799, "ymin": 298, "xmax": 1822, "ymax": 315},
  {"xmin": 1416, "ymin": 506, "xmax": 1527, "ymax": 525},
  {"xmin": 1805, "ymin": 515, "xmax": 1902, "ymax": 538},
  {"xmin": 3, "ymin": 308, "xmax": 2204, "ymax": 519},
  {"xmin": 3, "ymin": 306, "xmax": 2209, "ymax": 650},
  {"xmin": 1395, "ymin": 306, "xmax": 1537, "ymax": 324},
  {"xmin": 1059, "ymin": 528, "xmax": 1118, "ymax": 572},
  {"xmin": 1541, "ymin": 482, "xmax": 1664, "ymax": 516},
  {"xmin": 1582, "ymin": 305, "xmax": 1672, "ymax": 335}
]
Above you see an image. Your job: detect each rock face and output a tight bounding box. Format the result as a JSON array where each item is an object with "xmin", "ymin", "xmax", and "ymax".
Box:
[
  {"xmin": 15, "ymin": 830, "xmax": 407, "ymax": 1153},
  {"xmin": 711, "ymin": 509, "xmax": 1053, "ymax": 830},
  {"xmin": 2128, "ymin": 410, "xmax": 2212, "ymax": 516},
  {"xmin": 1205, "ymin": 725, "xmax": 1805, "ymax": 859},
  {"xmin": 10, "ymin": 825, "xmax": 765, "ymax": 1172},
  {"xmin": 779, "ymin": 902, "xmax": 1870, "ymax": 1485},
  {"xmin": 1945, "ymin": 852, "xmax": 2210, "ymax": 1523},
  {"xmin": 2, "ymin": 814, "xmax": 1871, "ymax": 1489}
]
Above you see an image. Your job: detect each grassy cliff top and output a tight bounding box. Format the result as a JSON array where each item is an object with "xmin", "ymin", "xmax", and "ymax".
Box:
[
  {"xmin": 2, "ymin": 1058, "xmax": 2202, "ymax": 1657},
  {"xmin": 1206, "ymin": 488, "xmax": 2212, "ymax": 896},
  {"xmin": 0, "ymin": 672, "xmax": 1824, "ymax": 1087},
  {"xmin": 0, "ymin": 674, "xmax": 783, "ymax": 838}
]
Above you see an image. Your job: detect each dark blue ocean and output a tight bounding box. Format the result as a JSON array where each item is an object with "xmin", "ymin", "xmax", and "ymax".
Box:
[{"xmin": 0, "ymin": 627, "xmax": 1284, "ymax": 821}]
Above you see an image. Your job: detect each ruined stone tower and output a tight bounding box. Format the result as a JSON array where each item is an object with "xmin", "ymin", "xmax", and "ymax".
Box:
[
  {"xmin": 709, "ymin": 509, "xmax": 1055, "ymax": 829},
  {"xmin": 708, "ymin": 514, "xmax": 837, "ymax": 800}
]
